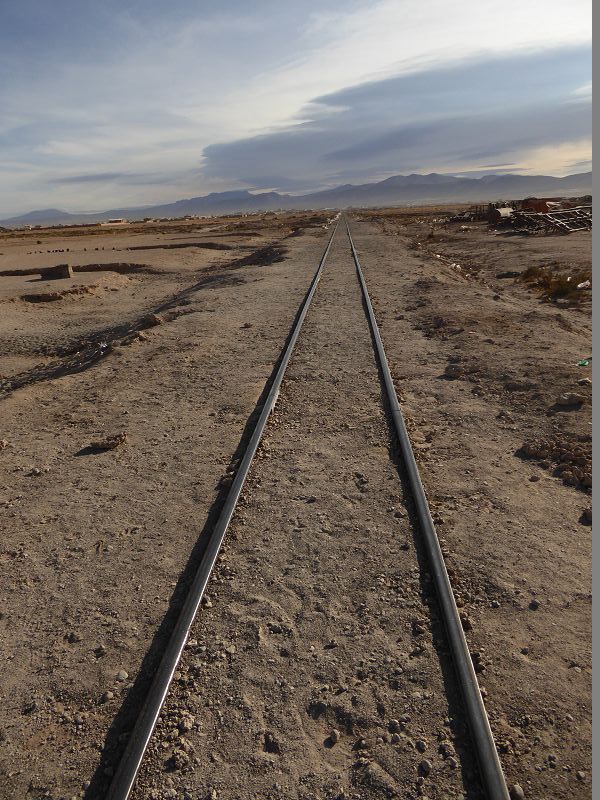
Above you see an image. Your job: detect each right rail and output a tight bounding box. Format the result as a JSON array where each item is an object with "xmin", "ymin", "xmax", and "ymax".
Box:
[{"xmin": 346, "ymin": 218, "xmax": 510, "ymax": 800}]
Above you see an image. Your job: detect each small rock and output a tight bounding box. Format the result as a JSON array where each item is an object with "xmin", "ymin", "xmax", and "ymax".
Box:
[
  {"xmin": 444, "ymin": 364, "xmax": 464, "ymax": 380},
  {"xmin": 90, "ymin": 432, "xmax": 127, "ymax": 451},
  {"xmin": 99, "ymin": 691, "xmax": 114, "ymax": 704},
  {"xmin": 167, "ymin": 748, "xmax": 189, "ymax": 769},
  {"xmin": 416, "ymin": 739, "xmax": 427, "ymax": 753},
  {"xmin": 509, "ymin": 784, "xmax": 525, "ymax": 799},
  {"xmin": 555, "ymin": 392, "xmax": 585, "ymax": 408},
  {"xmin": 142, "ymin": 313, "xmax": 164, "ymax": 328},
  {"xmin": 329, "ymin": 729, "xmax": 340, "ymax": 745},
  {"xmin": 529, "ymin": 474, "xmax": 540, "ymax": 482},
  {"xmin": 459, "ymin": 611, "xmax": 472, "ymax": 631},
  {"xmin": 268, "ymin": 622, "xmax": 283, "ymax": 634},
  {"xmin": 580, "ymin": 508, "xmax": 592, "ymax": 526},
  {"xmin": 577, "ymin": 378, "xmax": 592, "ymax": 386},
  {"xmin": 390, "ymin": 733, "xmax": 401, "ymax": 744},
  {"xmin": 116, "ymin": 669, "xmax": 129, "ymax": 682},
  {"xmin": 419, "ymin": 759, "xmax": 432, "ymax": 776},
  {"xmin": 528, "ymin": 600, "xmax": 540, "ymax": 611},
  {"xmin": 388, "ymin": 719, "xmax": 401, "ymax": 733},
  {"xmin": 491, "ymin": 600, "xmax": 500, "ymax": 609},
  {"xmin": 576, "ymin": 770, "xmax": 586, "ymax": 781},
  {"xmin": 178, "ymin": 713, "xmax": 195, "ymax": 733},
  {"xmin": 439, "ymin": 742, "xmax": 455, "ymax": 758}
]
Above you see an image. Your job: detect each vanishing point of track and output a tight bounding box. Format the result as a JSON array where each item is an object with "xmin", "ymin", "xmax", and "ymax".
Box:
[{"xmin": 106, "ymin": 216, "xmax": 511, "ymax": 800}]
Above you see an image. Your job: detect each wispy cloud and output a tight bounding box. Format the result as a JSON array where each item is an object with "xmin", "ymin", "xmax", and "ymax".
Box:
[{"xmin": 203, "ymin": 46, "xmax": 592, "ymax": 188}]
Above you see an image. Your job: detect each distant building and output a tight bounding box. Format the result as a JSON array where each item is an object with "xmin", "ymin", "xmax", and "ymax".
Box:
[{"xmin": 101, "ymin": 218, "xmax": 129, "ymax": 225}]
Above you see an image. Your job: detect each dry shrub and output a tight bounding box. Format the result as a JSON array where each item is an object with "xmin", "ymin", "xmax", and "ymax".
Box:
[{"xmin": 520, "ymin": 265, "xmax": 592, "ymax": 303}]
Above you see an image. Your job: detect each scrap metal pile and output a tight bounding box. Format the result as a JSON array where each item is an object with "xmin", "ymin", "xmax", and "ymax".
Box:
[{"xmin": 510, "ymin": 205, "xmax": 592, "ymax": 235}]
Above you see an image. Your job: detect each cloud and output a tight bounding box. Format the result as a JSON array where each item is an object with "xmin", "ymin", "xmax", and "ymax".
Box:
[
  {"xmin": 202, "ymin": 46, "xmax": 592, "ymax": 188},
  {"xmin": 50, "ymin": 172, "xmax": 129, "ymax": 184},
  {"xmin": 47, "ymin": 170, "xmax": 181, "ymax": 186}
]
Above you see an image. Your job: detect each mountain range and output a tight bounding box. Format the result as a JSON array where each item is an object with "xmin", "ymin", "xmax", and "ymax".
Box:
[{"xmin": 1, "ymin": 171, "xmax": 592, "ymax": 227}]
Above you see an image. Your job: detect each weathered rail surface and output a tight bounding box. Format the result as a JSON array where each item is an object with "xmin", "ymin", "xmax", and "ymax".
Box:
[{"xmin": 347, "ymin": 220, "xmax": 509, "ymax": 800}]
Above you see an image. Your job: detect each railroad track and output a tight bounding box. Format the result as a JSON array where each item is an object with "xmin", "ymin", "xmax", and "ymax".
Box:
[{"xmin": 105, "ymin": 216, "xmax": 510, "ymax": 800}]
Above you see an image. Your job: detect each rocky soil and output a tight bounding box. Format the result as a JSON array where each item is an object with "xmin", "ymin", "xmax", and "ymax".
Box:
[{"xmin": 0, "ymin": 211, "xmax": 591, "ymax": 800}]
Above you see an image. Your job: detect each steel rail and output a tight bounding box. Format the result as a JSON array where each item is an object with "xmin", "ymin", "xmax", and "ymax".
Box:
[
  {"xmin": 346, "ymin": 219, "xmax": 510, "ymax": 800},
  {"xmin": 106, "ymin": 218, "xmax": 340, "ymax": 800}
]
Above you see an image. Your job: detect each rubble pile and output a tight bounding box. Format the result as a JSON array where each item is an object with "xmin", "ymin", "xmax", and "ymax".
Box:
[{"xmin": 510, "ymin": 205, "xmax": 592, "ymax": 235}]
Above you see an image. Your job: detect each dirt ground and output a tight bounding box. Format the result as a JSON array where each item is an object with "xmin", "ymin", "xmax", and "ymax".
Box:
[
  {"xmin": 0, "ymin": 212, "xmax": 332, "ymax": 799},
  {"xmin": 0, "ymin": 210, "xmax": 591, "ymax": 800}
]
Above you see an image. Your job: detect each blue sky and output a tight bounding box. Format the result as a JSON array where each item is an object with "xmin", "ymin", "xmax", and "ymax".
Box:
[{"xmin": 0, "ymin": 0, "xmax": 592, "ymax": 215}]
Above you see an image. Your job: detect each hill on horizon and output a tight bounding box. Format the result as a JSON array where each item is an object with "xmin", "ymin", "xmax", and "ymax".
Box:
[{"xmin": 1, "ymin": 171, "xmax": 592, "ymax": 228}]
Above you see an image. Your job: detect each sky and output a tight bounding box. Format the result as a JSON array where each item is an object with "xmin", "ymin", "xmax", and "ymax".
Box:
[{"xmin": 0, "ymin": 0, "xmax": 592, "ymax": 216}]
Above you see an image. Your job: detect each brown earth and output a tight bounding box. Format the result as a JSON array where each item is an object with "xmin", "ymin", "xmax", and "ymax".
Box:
[{"xmin": 0, "ymin": 211, "xmax": 591, "ymax": 800}]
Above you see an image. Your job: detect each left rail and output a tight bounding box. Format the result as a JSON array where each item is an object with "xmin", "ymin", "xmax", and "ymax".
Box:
[{"xmin": 106, "ymin": 219, "xmax": 339, "ymax": 800}]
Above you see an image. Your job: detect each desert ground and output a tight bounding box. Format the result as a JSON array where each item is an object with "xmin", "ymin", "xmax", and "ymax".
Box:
[{"xmin": 0, "ymin": 210, "xmax": 591, "ymax": 800}]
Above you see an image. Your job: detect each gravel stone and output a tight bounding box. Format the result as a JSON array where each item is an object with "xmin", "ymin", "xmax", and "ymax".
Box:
[
  {"xmin": 555, "ymin": 392, "xmax": 585, "ymax": 407},
  {"xmin": 419, "ymin": 759, "xmax": 432, "ymax": 776}
]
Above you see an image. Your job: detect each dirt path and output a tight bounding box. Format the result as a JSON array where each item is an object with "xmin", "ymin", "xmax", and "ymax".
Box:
[
  {"xmin": 131, "ymin": 224, "xmax": 478, "ymax": 800},
  {"xmin": 0, "ymin": 223, "xmax": 332, "ymax": 800}
]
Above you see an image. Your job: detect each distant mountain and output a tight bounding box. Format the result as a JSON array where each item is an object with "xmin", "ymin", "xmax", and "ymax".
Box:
[
  {"xmin": 1, "ymin": 171, "xmax": 591, "ymax": 227},
  {"xmin": 4, "ymin": 208, "xmax": 83, "ymax": 226}
]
